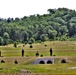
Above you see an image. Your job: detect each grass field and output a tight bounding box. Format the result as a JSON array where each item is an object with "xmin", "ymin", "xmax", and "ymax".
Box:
[{"xmin": 0, "ymin": 41, "xmax": 76, "ymax": 75}]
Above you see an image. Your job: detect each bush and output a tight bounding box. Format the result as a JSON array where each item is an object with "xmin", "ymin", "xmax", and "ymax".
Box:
[
  {"xmin": 28, "ymin": 38, "xmax": 35, "ymax": 44},
  {"xmin": 14, "ymin": 42, "xmax": 17, "ymax": 48},
  {"xmin": 61, "ymin": 59, "xmax": 67, "ymax": 63},
  {"xmin": 29, "ymin": 44, "xmax": 33, "ymax": 48}
]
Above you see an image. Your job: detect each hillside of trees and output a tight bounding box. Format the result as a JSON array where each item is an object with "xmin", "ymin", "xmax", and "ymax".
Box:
[{"xmin": 0, "ymin": 8, "xmax": 76, "ymax": 45}]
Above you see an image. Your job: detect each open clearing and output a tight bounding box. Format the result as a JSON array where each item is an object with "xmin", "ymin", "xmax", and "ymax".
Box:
[{"xmin": 0, "ymin": 41, "xmax": 76, "ymax": 75}]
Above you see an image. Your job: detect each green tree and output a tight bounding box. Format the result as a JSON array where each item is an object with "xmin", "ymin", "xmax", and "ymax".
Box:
[
  {"xmin": 47, "ymin": 9, "xmax": 56, "ymax": 14},
  {"xmin": 40, "ymin": 34, "xmax": 47, "ymax": 42},
  {"xmin": 0, "ymin": 37, "xmax": 4, "ymax": 45},
  {"xmin": 14, "ymin": 17, "xmax": 20, "ymax": 22},
  {"xmin": 48, "ymin": 30, "xmax": 57, "ymax": 40},
  {"xmin": 3, "ymin": 32, "xmax": 10, "ymax": 39},
  {"xmin": 3, "ymin": 32, "xmax": 10, "ymax": 45},
  {"xmin": 28, "ymin": 37, "xmax": 35, "ymax": 44},
  {"xmin": 22, "ymin": 31, "xmax": 28, "ymax": 43},
  {"xmin": 59, "ymin": 26, "xmax": 68, "ymax": 35},
  {"xmin": 28, "ymin": 30, "xmax": 33, "ymax": 39}
]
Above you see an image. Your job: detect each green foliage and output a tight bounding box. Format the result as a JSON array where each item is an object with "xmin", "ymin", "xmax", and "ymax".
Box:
[
  {"xmin": 48, "ymin": 30, "xmax": 57, "ymax": 40},
  {"xmin": 28, "ymin": 37, "xmax": 35, "ymax": 44},
  {"xmin": 3, "ymin": 32, "xmax": 10, "ymax": 45},
  {"xmin": 0, "ymin": 37, "xmax": 4, "ymax": 45},
  {"xmin": 0, "ymin": 8, "xmax": 76, "ymax": 45},
  {"xmin": 40, "ymin": 34, "xmax": 47, "ymax": 42},
  {"xmin": 22, "ymin": 31, "xmax": 28, "ymax": 42},
  {"xmin": 3, "ymin": 32, "xmax": 10, "ymax": 39}
]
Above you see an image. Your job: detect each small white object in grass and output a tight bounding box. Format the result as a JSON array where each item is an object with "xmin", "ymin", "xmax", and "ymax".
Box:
[
  {"xmin": 67, "ymin": 67, "xmax": 76, "ymax": 69},
  {"xmin": 75, "ymin": 43, "xmax": 76, "ymax": 44}
]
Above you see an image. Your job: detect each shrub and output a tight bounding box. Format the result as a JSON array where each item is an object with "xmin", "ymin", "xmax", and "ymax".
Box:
[
  {"xmin": 29, "ymin": 44, "xmax": 33, "ymax": 48},
  {"xmin": 14, "ymin": 42, "xmax": 17, "ymax": 48}
]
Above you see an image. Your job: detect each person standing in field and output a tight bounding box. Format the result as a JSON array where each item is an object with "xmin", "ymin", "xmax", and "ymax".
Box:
[
  {"xmin": 22, "ymin": 49, "xmax": 24, "ymax": 57},
  {"xmin": 50, "ymin": 48, "xmax": 52, "ymax": 56},
  {"xmin": 36, "ymin": 51, "xmax": 39, "ymax": 57}
]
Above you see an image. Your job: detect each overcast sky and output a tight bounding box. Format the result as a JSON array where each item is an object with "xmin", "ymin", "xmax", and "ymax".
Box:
[{"xmin": 0, "ymin": 0, "xmax": 76, "ymax": 18}]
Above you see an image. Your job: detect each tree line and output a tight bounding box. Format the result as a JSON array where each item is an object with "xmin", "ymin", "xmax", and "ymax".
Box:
[{"xmin": 0, "ymin": 8, "xmax": 76, "ymax": 45}]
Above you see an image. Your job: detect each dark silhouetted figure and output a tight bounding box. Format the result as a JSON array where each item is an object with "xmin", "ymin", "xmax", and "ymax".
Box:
[
  {"xmin": 50, "ymin": 48, "xmax": 53, "ymax": 56},
  {"xmin": 1, "ymin": 60, "xmax": 5, "ymax": 63},
  {"xmin": 36, "ymin": 51, "xmax": 39, "ymax": 57},
  {"xmin": 0, "ymin": 51, "xmax": 1, "ymax": 57},
  {"xmin": 45, "ymin": 44, "xmax": 47, "ymax": 47},
  {"xmin": 14, "ymin": 60, "xmax": 18, "ymax": 64},
  {"xmin": 22, "ymin": 49, "xmax": 24, "ymax": 57},
  {"xmin": 61, "ymin": 59, "xmax": 67, "ymax": 63},
  {"xmin": 40, "ymin": 54, "xmax": 43, "ymax": 57}
]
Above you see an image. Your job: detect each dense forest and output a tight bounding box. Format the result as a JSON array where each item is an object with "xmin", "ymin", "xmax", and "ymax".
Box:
[{"xmin": 0, "ymin": 8, "xmax": 76, "ymax": 45}]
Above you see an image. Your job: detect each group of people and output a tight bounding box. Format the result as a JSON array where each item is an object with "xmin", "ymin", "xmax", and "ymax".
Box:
[
  {"xmin": 21, "ymin": 48, "xmax": 53, "ymax": 57},
  {"xmin": 36, "ymin": 48, "xmax": 53, "ymax": 57}
]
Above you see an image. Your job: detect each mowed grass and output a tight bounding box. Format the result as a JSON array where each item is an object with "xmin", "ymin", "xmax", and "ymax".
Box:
[
  {"xmin": 0, "ymin": 56, "xmax": 76, "ymax": 75},
  {"xmin": 0, "ymin": 41, "xmax": 76, "ymax": 75},
  {"xmin": 0, "ymin": 41, "xmax": 76, "ymax": 56}
]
